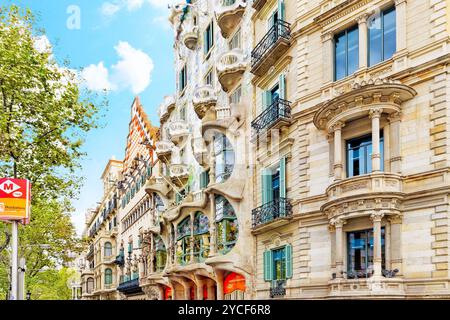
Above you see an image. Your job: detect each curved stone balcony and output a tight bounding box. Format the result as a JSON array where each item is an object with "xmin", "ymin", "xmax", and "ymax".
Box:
[
  {"xmin": 163, "ymin": 191, "xmax": 207, "ymax": 222},
  {"xmin": 201, "ymin": 105, "xmax": 236, "ymax": 135},
  {"xmin": 155, "ymin": 140, "xmax": 174, "ymax": 161},
  {"xmin": 322, "ymin": 172, "xmax": 404, "ymax": 222},
  {"xmin": 145, "ymin": 176, "xmax": 171, "ymax": 198},
  {"xmin": 193, "ymin": 86, "xmax": 217, "ymax": 120},
  {"xmin": 158, "ymin": 95, "xmax": 176, "ymax": 125},
  {"xmin": 313, "ymin": 80, "xmax": 416, "ymax": 132},
  {"xmin": 215, "ymin": 0, "xmax": 247, "ymax": 38},
  {"xmin": 182, "ymin": 25, "xmax": 198, "ymax": 50},
  {"xmin": 168, "ymin": 121, "xmax": 190, "ymax": 145},
  {"xmin": 169, "ymin": 164, "xmax": 190, "ymax": 187},
  {"xmin": 217, "ymin": 49, "xmax": 247, "ymax": 92}
]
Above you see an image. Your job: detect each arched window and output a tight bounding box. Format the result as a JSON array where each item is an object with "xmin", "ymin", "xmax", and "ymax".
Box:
[
  {"xmin": 223, "ymin": 272, "xmax": 246, "ymax": 300},
  {"xmin": 154, "ymin": 235, "xmax": 167, "ymax": 273},
  {"xmin": 214, "ymin": 134, "xmax": 235, "ymax": 183},
  {"xmin": 193, "ymin": 212, "xmax": 210, "ymax": 262},
  {"xmin": 105, "ymin": 269, "xmax": 113, "ymax": 286},
  {"xmin": 176, "ymin": 217, "xmax": 192, "ymax": 265},
  {"xmin": 104, "ymin": 242, "xmax": 112, "ymax": 257},
  {"xmin": 215, "ymin": 195, "xmax": 238, "ymax": 254},
  {"xmin": 87, "ymin": 277, "xmax": 94, "ymax": 294}
]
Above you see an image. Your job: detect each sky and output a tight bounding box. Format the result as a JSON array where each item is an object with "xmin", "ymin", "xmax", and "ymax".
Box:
[{"xmin": 0, "ymin": 0, "xmax": 177, "ymax": 235}]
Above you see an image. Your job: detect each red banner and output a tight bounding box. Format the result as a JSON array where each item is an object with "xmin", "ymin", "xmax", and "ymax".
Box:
[{"xmin": 0, "ymin": 178, "xmax": 31, "ymax": 224}]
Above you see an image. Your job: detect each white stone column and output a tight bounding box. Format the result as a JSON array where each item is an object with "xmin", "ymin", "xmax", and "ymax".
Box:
[
  {"xmin": 322, "ymin": 32, "xmax": 334, "ymax": 84},
  {"xmin": 196, "ymin": 280, "xmax": 204, "ymax": 300},
  {"xmin": 388, "ymin": 112, "xmax": 402, "ymax": 173},
  {"xmin": 207, "ymin": 280, "xmax": 216, "ymax": 300},
  {"xmin": 395, "ymin": 0, "xmax": 407, "ymax": 52},
  {"xmin": 371, "ymin": 212, "xmax": 385, "ymax": 277},
  {"xmin": 216, "ymin": 271, "xmax": 224, "ymax": 300},
  {"xmin": 357, "ymin": 13, "xmax": 369, "ymax": 70},
  {"xmin": 370, "ymin": 108, "xmax": 382, "ymax": 172},
  {"xmin": 333, "ymin": 219, "xmax": 346, "ymax": 278},
  {"xmin": 332, "ymin": 122, "xmax": 345, "ymax": 180},
  {"xmin": 388, "ymin": 214, "xmax": 403, "ymax": 275}
]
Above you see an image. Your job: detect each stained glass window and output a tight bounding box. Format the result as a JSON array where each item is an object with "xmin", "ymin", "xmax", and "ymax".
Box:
[
  {"xmin": 215, "ymin": 195, "xmax": 238, "ymax": 255},
  {"xmin": 193, "ymin": 212, "xmax": 210, "ymax": 262}
]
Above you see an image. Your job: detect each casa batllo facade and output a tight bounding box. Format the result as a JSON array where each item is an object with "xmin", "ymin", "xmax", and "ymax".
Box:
[
  {"xmin": 251, "ymin": 0, "xmax": 450, "ymax": 299},
  {"xmin": 140, "ymin": 0, "xmax": 256, "ymax": 300}
]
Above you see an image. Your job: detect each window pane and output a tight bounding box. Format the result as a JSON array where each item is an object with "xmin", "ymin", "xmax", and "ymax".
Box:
[
  {"xmin": 334, "ymin": 32, "xmax": 346, "ymax": 80},
  {"xmin": 368, "ymin": 15, "xmax": 382, "ymax": 66},
  {"xmin": 383, "ymin": 8, "xmax": 396, "ymax": 60},
  {"xmin": 347, "ymin": 27, "xmax": 359, "ymax": 75}
]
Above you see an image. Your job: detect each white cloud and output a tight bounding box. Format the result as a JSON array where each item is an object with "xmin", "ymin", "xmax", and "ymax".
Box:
[
  {"xmin": 111, "ymin": 41, "xmax": 154, "ymax": 94},
  {"xmin": 81, "ymin": 42, "xmax": 153, "ymax": 94},
  {"xmin": 81, "ymin": 62, "xmax": 113, "ymax": 92},
  {"xmin": 101, "ymin": 2, "xmax": 121, "ymax": 16},
  {"xmin": 100, "ymin": 0, "xmax": 177, "ymax": 17},
  {"xmin": 34, "ymin": 35, "xmax": 52, "ymax": 54}
]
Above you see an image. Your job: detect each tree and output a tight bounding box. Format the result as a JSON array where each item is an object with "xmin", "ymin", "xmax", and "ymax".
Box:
[
  {"xmin": 26, "ymin": 267, "xmax": 78, "ymax": 300},
  {"xmin": 0, "ymin": 5, "xmax": 101, "ymax": 201},
  {"xmin": 0, "ymin": 5, "xmax": 103, "ymax": 299}
]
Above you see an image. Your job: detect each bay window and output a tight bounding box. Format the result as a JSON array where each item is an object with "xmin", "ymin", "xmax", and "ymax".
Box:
[
  {"xmin": 193, "ymin": 212, "xmax": 210, "ymax": 262},
  {"xmin": 215, "ymin": 195, "xmax": 238, "ymax": 254},
  {"xmin": 176, "ymin": 217, "xmax": 191, "ymax": 265}
]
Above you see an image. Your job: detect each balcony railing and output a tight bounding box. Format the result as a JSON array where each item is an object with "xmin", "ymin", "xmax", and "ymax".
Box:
[
  {"xmin": 251, "ymin": 98, "xmax": 291, "ymax": 137},
  {"xmin": 270, "ymin": 280, "xmax": 286, "ymax": 298},
  {"xmin": 252, "ymin": 198, "xmax": 293, "ymax": 228},
  {"xmin": 117, "ymin": 278, "xmax": 142, "ymax": 294},
  {"xmin": 251, "ymin": 20, "xmax": 291, "ymax": 75}
]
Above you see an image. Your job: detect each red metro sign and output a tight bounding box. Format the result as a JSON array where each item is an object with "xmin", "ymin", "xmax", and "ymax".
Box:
[{"xmin": 0, "ymin": 178, "xmax": 31, "ymax": 225}]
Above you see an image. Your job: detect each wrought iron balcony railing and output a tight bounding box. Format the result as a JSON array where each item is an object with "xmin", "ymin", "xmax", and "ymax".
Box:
[
  {"xmin": 252, "ymin": 198, "xmax": 293, "ymax": 228},
  {"xmin": 251, "ymin": 98, "xmax": 291, "ymax": 137},
  {"xmin": 251, "ymin": 20, "xmax": 291, "ymax": 68},
  {"xmin": 117, "ymin": 278, "xmax": 141, "ymax": 294},
  {"xmin": 270, "ymin": 280, "xmax": 286, "ymax": 298}
]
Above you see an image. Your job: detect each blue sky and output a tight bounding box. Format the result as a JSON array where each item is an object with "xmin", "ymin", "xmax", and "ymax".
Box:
[{"xmin": 0, "ymin": 0, "xmax": 176, "ymax": 234}]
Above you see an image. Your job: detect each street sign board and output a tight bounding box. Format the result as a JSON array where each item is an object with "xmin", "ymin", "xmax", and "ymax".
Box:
[{"xmin": 0, "ymin": 178, "xmax": 31, "ymax": 224}]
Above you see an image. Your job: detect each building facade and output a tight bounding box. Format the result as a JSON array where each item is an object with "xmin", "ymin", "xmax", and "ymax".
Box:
[
  {"xmin": 79, "ymin": 0, "xmax": 450, "ymax": 300},
  {"xmin": 251, "ymin": 0, "xmax": 450, "ymax": 299},
  {"xmin": 80, "ymin": 159, "xmax": 122, "ymax": 300}
]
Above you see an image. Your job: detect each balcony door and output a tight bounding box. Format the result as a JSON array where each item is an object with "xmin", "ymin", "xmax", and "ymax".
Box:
[{"xmin": 346, "ymin": 133, "xmax": 384, "ymax": 177}]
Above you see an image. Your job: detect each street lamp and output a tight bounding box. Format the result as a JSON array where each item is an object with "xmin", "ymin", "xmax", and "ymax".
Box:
[{"xmin": 26, "ymin": 291, "xmax": 31, "ymax": 300}]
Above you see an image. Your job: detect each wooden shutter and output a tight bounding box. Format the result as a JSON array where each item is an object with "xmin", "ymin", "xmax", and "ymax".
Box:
[
  {"xmin": 262, "ymin": 91, "xmax": 272, "ymax": 110},
  {"xmin": 279, "ymin": 157, "xmax": 286, "ymax": 199},
  {"xmin": 263, "ymin": 250, "xmax": 273, "ymax": 281},
  {"xmin": 278, "ymin": 0, "xmax": 285, "ymax": 21},
  {"xmin": 285, "ymin": 244, "xmax": 293, "ymax": 279},
  {"xmin": 261, "ymin": 168, "xmax": 273, "ymax": 205},
  {"xmin": 279, "ymin": 73, "xmax": 286, "ymax": 101}
]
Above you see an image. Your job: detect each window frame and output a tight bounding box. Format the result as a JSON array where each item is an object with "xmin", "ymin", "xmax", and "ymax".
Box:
[
  {"xmin": 368, "ymin": 6, "xmax": 396, "ymax": 67},
  {"xmin": 333, "ymin": 24, "xmax": 359, "ymax": 81}
]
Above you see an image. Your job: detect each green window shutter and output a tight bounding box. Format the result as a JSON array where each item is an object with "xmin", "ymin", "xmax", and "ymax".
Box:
[
  {"xmin": 263, "ymin": 250, "xmax": 273, "ymax": 281},
  {"xmin": 285, "ymin": 244, "xmax": 293, "ymax": 279},
  {"xmin": 200, "ymin": 171, "xmax": 209, "ymax": 189},
  {"xmin": 280, "ymin": 157, "xmax": 286, "ymax": 199},
  {"xmin": 278, "ymin": 0, "xmax": 285, "ymax": 21},
  {"xmin": 262, "ymin": 91, "xmax": 271, "ymax": 110},
  {"xmin": 203, "ymin": 30, "xmax": 208, "ymax": 54},
  {"xmin": 261, "ymin": 168, "xmax": 273, "ymax": 205},
  {"xmin": 279, "ymin": 73, "xmax": 286, "ymax": 101}
]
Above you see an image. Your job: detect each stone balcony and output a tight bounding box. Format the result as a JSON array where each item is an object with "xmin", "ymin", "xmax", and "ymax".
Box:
[
  {"xmin": 145, "ymin": 176, "xmax": 171, "ymax": 198},
  {"xmin": 169, "ymin": 164, "xmax": 190, "ymax": 187},
  {"xmin": 193, "ymin": 85, "xmax": 217, "ymax": 120},
  {"xmin": 251, "ymin": 20, "xmax": 291, "ymax": 76},
  {"xmin": 158, "ymin": 95, "xmax": 176, "ymax": 125},
  {"xmin": 181, "ymin": 23, "xmax": 198, "ymax": 50},
  {"xmin": 322, "ymin": 172, "xmax": 404, "ymax": 222},
  {"xmin": 215, "ymin": 0, "xmax": 246, "ymax": 38},
  {"xmin": 155, "ymin": 140, "xmax": 175, "ymax": 161},
  {"xmin": 168, "ymin": 121, "xmax": 190, "ymax": 145},
  {"xmin": 329, "ymin": 277, "xmax": 405, "ymax": 298},
  {"xmin": 217, "ymin": 49, "xmax": 247, "ymax": 92}
]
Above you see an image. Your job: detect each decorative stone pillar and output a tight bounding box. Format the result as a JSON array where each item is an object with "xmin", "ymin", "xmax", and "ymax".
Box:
[
  {"xmin": 332, "ymin": 122, "xmax": 345, "ymax": 180},
  {"xmin": 328, "ymin": 224, "xmax": 337, "ymax": 278},
  {"xmin": 333, "ymin": 218, "xmax": 346, "ymax": 278},
  {"xmin": 371, "ymin": 212, "xmax": 385, "ymax": 277},
  {"xmin": 388, "ymin": 112, "xmax": 402, "ymax": 173},
  {"xmin": 357, "ymin": 13, "xmax": 369, "ymax": 70},
  {"xmin": 388, "ymin": 214, "xmax": 403, "ymax": 275},
  {"xmin": 370, "ymin": 108, "xmax": 382, "ymax": 172},
  {"xmin": 196, "ymin": 280, "xmax": 204, "ymax": 300},
  {"xmin": 394, "ymin": 0, "xmax": 407, "ymax": 52},
  {"xmin": 216, "ymin": 271, "xmax": 224, "ymax": 300},
  {"xmin": 322, "ymin": 32, "xmax": 334, "ymax": 84},
  {"xmin": 209, "ymin": 193, "xmax": 217, "ymax": 257},
  {"xmin": 383, "ymin": 123, "xmax": 391, "ymax": 172}
]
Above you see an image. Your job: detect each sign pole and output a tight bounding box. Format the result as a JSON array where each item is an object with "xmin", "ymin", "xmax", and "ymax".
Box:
[{"xmin": 10, "ymin": 221, "xmax": 18, "ymax": 300}]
